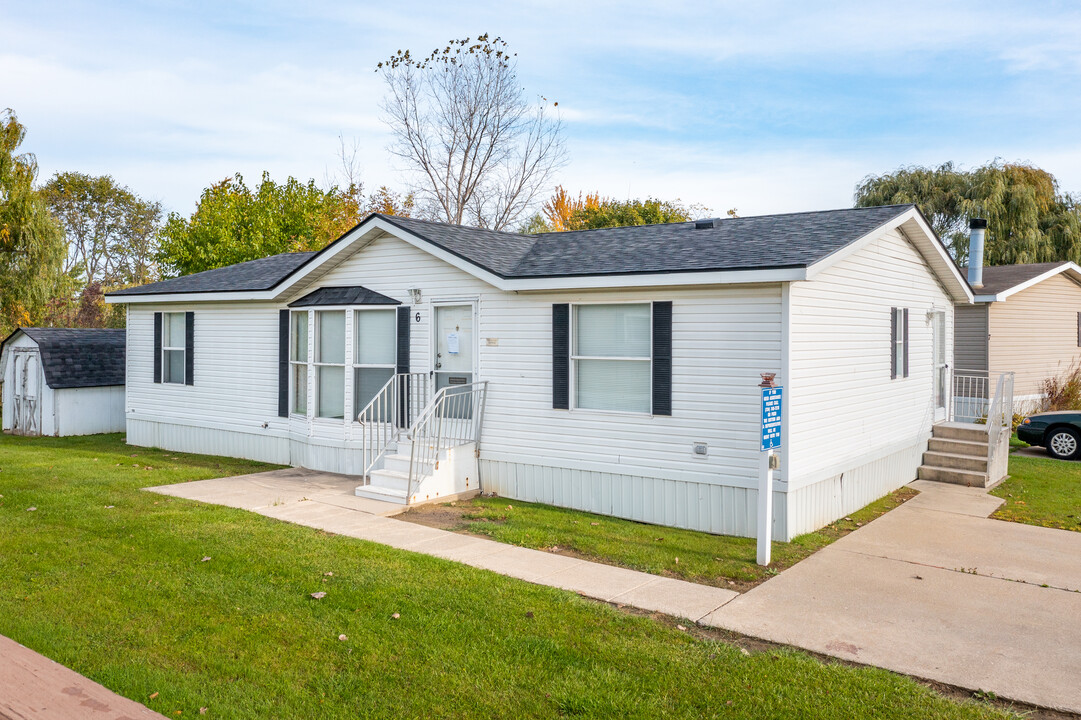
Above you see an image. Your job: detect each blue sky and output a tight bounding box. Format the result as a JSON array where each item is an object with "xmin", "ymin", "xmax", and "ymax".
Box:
[{"xmin": 3, "ymin": 0, "xmax": 1080, "ymax": 220}]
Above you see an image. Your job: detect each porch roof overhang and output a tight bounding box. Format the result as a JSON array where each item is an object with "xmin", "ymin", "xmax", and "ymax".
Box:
[{"xmin": 287, "ymin": 286, "xmax": 401, "ymax": 308}]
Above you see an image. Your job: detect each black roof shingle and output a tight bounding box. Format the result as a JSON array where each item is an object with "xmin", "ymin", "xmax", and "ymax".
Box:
[
  {"xmin": 107, "ymin": 204, "xmax": 917, "ymax": 297},
  {"xmin": 2, "ymin": 328, "xmax": 126, "ymax": 389},
  {"xmin": 288, "ymin": 286, "xmax": 400, "ymax": 307}
]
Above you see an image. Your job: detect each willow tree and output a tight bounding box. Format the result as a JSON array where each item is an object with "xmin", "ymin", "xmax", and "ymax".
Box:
[
  {"xmin": 855, "ymin": 161, "xmax": 1081, "ymax": 266},
  {"xmin": 0, "ymin": 109, "xmax": 67, "ymax": 333},
  {"xmin": 378, "ymin": 35, "xmax": 566, "ymax": 231}
]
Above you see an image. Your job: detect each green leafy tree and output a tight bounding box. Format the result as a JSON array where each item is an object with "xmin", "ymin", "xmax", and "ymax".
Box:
[
  {"xmin": 0, "ymin": 109, "xmax": 67, "ymax": 334},
  {"xmin": 855, "ymin": 161, "xmax": 1081, "ymax": 265},
  {"xmin": 41, "ymin": 171, "xmax": 162, "ymax": 286},
  {"xmin": 570, "ymin": 197, "xmax": 706, "ymax": 230},
  {"xmin": 159, "ymin": 172, "xmax": 414, "ymax": 277}
]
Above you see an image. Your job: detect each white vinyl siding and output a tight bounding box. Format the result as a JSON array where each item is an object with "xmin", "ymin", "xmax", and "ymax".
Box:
[{"xmin": 787, "ymin": 227, "xmax": 954, "ymax": 532}]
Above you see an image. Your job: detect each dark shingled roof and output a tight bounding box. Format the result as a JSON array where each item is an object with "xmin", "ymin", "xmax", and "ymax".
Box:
[
  {"xmin": 288, "ymin": 286, "xmax": 400, "ymax": 307},
  {"xmin": 5, "ymin": 328, "xmax": 126, "ymax": 389},
  {"xmin": 109, "ymin": 251, "xmax": 316, "ymax": 296},
  {"xmin": 382, "ymin": 204, "xmax": 915, "ymax": 278},
  {"xmin": 107, "ymin": 204, "xmax": 916, "ymax": 296},
  {"xmin": 969, "ymin": 261, "xmax": 1072, "ymax": 296}
]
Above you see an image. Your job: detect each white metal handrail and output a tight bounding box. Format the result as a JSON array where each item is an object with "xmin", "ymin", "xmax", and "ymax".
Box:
[
  {"xmin": 357, "ymin": 372, "xmax": 432, "ymax": 478},
  {"xmin": 406, "ymin": 381, "xmax": 489, "ymax": 502}
]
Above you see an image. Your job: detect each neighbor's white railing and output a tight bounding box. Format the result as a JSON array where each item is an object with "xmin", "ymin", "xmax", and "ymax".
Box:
[
  {"xmin": 405, "ymin": 381, "xmax": 489, "ymax": 503},
  {"xmin": 985, "ymin": 371, "xmax": 1014, "ymax": 485},
  {"xmin": 357, "ymin": 372, "xmax": 432, "ymax": 479}
]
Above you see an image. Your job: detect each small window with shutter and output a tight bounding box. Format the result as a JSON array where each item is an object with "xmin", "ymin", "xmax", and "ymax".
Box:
[{"xmin": 891, "ymin": 307, "xmax": 909, "ymax": 379}]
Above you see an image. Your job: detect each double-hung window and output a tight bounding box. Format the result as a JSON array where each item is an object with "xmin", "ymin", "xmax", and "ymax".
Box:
[
  {"xmin": 161, "ymin": 312, "xmax": 187, "ymax": 384},
  {"xmin": 353, "ymin": 309, "xmax": 397, "ymax": 419},
  {"xmin": 290, "ymin": 311, "xmax": 309, "ymax": 415},
  {"xmin": 572, "ymin": 303, "xmax": 652, "ymax": 413},
  {"xmin": 891, "ymin": 307, "xmax": 909, "ymax": 379},
  {"xmin": 315, "ymin": 310, "xmax": 346, "ymax": 419}
]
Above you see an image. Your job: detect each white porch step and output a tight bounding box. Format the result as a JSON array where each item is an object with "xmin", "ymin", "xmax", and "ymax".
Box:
[
  {"xmin": 381, "ymin": 452, "xmax": 434, "ymax": 475},
  {"xmin": 354, "ymin": 483, "xmax": 408, "ymax": 504},
  {"xmin": 367, "ymin": 468, "xmax": 411, "ymax": 492}
]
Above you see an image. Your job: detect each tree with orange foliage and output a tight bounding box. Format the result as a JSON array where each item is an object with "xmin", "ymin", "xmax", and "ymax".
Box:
[{"xmin": 542, "ymin": 186, "xmax": 602, "ymax": 232}]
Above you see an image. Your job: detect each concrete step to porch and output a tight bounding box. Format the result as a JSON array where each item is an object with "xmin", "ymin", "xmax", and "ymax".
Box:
[
  {"xmin": 927, "ymin": 436, "xmax": 989, "ymax": 455},
  {"xmin": 354, "ymin": 482, "xmax": 408, "ymax": 504},
  {"xmin": 917, "ymin": 465, "xmax": 989, "ymax": 487},
  {"xmin": 922, "ymin": 450, "xmax": 989, "ymax": 473},
  {"xmin": 381, "ymin": 453, "xmax": 434, "ymax": 475},
  {"xmin": 931, "ymin": 421, "xmax": 991, "ymax": 443}
]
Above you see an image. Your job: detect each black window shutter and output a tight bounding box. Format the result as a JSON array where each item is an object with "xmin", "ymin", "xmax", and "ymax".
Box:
[
  {"xmin": 184, "ymin": 311, "xmax": 195, "ymax": 385},
  {"xmin": 902, "ymin": 308, "xmax": 910, "ymax": 378},
  {"xmin": 278, "ymin": 310, "xmax": 289, "ymax": 417},
  {"xmin": 552, "ymin": 304, "xmax": 570, "ymax": 409},
  {"xmin": 396, "ymin": 306, "xmax": 410, "ymax": 374},
  {"xmin": 651, "ymin": 301, "xmax": 672, "ymax": 416},
  {"xmin": 889, "ymin": 308, "xmax": 897, "ymax": 380},
  {"xmin": 153, "ymin": 312, "xmax": 162, "ymax": 383}
]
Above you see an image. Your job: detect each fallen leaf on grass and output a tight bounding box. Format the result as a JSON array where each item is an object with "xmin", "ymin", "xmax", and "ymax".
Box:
[
  {"xmin": 149, "ymin": 691, "xmax": 159, "ymax": 699},
  {"xmin": 201, "ymin": 557, "xmax": 211, "ymax": 562},
  {"xmin": 26, "ymin": 507, "xmax": 36, "ymax": 512},
  {"xmin": 324, "ymin": 571, "xmax": 334, "ymax": 576},
  {"xmin": 311, "ymin": 592, "xmax": 327, "ymax": 599},
  {"xmin": 338, "ymin": 634, "xmax": 348, "ymax": 641},
  {"xmin": 200, "ymin": 709, "xmax": 207, "ymax": 715},
  {"xmin": 676, "ymin": 624, "xmax": 687, "ymax": 631},
  {"xmin": 391, "ymin": 612, "xmax": 400, "ymax": 619},
  {"xmin": 105, "ymin": 505, "xmax": 115, "ymax": 509}
]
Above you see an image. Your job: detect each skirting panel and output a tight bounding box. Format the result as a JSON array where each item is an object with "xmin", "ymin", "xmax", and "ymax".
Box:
[
  {"xmin": 785, "ymin": 440, "xmax": 925, "ymax": 539},
  {"xmin": 479, "ymin": 458, "xmax": 786, "ymax": 540},
  {"xmin": 126, "ymin": 419, "xmax": 291, "ymax": 465}
]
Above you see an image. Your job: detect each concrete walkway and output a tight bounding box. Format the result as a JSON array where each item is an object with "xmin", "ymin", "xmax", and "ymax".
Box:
[
  {"xmin": 702, "ymin": 480, "xmax": 1081, "ymax": 714},
  {"xmin": 0, "ymin": 635, "xmax": 166, "ymax": 720},
  {"xmin": 149, "ymin": 471, "xmax": 1081, "ymax": 713},
  {"xmin": 149, "ymin": 470, "xmax": 739, "ymax": 622}
]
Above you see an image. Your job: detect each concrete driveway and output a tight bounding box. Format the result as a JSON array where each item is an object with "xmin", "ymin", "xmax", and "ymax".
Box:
[{"xmin": 701, "ymin": 480, "xmax": 1081, "ymax": 714}]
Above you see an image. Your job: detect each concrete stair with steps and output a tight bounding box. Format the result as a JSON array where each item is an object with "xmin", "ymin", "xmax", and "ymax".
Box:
[
  {"xmin": 355, "ymin": 438, "xmax": 479, "ymax": 505},
  {"xmin": 918, "ymin": 422, "xmax": 993, "ymax": 488}
]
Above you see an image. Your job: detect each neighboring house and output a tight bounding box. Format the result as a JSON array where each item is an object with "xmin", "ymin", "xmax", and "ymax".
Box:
[
  {"xmin": 956, "ymin": 259, "xmax": 1081, "ymax": 410},
  {"xmin": 105, "ymin": 204, "xmax": 971, "ymax": 540},
  {"xmin": 0, "ymin": 328, "xmax": 126, "ymax": 436}
]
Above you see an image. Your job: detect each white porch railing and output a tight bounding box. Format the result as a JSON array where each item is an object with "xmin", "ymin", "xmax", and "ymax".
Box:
[
  {"xmin": 357, "ymin": 372, "xmax": 432, "ymax": 478},
  {"xmin": 950, "ymin": 368, "xmax": 991, "ymax": 424},
  {"xmin": 405, "ymin": 381, "xmax": 489, "ymax": 502}
]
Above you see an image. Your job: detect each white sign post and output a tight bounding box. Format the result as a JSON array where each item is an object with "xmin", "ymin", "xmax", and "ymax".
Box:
[{"xmin": 758, "ymin": 374, "xmax": 782, "ymax": 566}]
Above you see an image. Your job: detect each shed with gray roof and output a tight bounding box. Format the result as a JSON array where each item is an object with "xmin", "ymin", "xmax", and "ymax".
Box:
[{"xmin": 1, "ymin": 327, "xmax": 127, "ymax": 437}]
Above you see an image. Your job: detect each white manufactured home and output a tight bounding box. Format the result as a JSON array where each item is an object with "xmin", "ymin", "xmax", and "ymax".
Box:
[
  {"xmin": 106, "ymin": 204, "xmax": 973, "ymax": 540},
  {"xmin": 0, "ymin": 328, "xmax": 126, "ymax": 436}
]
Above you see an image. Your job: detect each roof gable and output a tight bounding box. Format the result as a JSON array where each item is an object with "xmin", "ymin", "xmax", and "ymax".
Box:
[
  {"xmin": 288, "ymin": 286, "xmax": 400, "ymax": 308},
  {"xmin": 969, "ymin": 261, "xmax": 1081, "ymax": 301}
]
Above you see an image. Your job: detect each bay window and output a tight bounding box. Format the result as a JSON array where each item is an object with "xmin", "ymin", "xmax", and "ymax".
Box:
[
  {"xmin": 290, "ymin": 311, "xmax": 308, "ymax": 415},
  {"xmin": 353, "ymin": 309, "xmax": 397, "ymax": 418},
  {"xmin": 315, "ymin": 310, "xmax": 345, "ymax": 419}
]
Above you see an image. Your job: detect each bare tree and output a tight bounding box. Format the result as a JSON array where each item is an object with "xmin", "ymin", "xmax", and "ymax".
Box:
[{"xmin": 378, "ymin": 35, "xmax": 566, "ymax": 230}]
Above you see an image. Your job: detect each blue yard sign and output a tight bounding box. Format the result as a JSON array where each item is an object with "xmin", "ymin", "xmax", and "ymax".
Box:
[{"xmin": 760, "ymin": 386, "xmax": 783, "ymax": 451}]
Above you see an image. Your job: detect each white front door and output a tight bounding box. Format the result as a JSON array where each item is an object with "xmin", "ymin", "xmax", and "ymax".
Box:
[
  {"xmin": 433, "ymin": 304, "xmax": 475, "ymax": 391},
  {"xmin": 932, "ymin": 311, "xmax": 948, "ymax": 421}
]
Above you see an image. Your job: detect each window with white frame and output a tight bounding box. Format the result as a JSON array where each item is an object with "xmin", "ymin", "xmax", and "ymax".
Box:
[
  {"xmin": 315, "ymin": 310, "xmax": 345, "ymax": 419},
  {"xmin": 573, "ymin": 303, "xmax": 651, "ymax": 413},
  {"xmin": 353, "ymin": 309, "xmax": 397, "ymax": 419},
  {"xmin": 290, "ymin": 311, "xmax": 309, "ymax": 415},
  {"xmin": 161, "ymin": 312, "xmax": 186, "ymax": 384}
]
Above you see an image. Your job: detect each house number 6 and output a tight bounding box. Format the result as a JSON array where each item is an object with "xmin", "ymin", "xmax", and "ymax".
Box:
[{"xmin": 415, "ymin": 312, "xmax": 421, "ymax": 323}]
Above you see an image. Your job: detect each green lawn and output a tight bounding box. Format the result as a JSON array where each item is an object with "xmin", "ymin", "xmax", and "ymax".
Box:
[
  {"xmin": 0, "ymin": 434, "xmax": 1012, "ymax": 719},
  {"xmin": 993, "ymin": 452, "xmax": 1081, "ymax": 531},
  {"xmin": 404, "ymin": 489, "xmax": 915, "ymax": 589}
]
